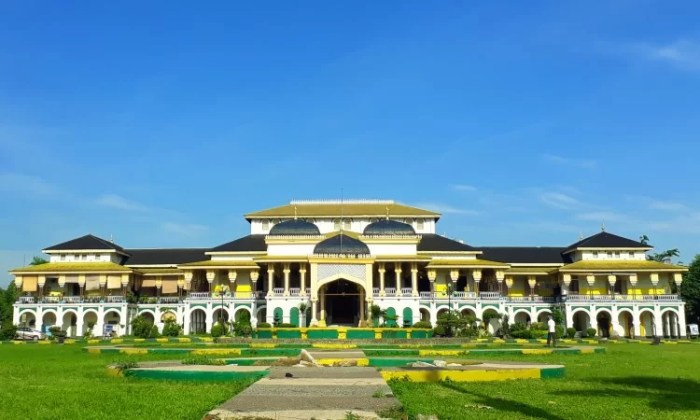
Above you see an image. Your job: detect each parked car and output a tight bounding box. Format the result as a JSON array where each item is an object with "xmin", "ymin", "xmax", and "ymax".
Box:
[{"xmin": 15, "ymin": 327, "xmax": 46, "ymax": 341}]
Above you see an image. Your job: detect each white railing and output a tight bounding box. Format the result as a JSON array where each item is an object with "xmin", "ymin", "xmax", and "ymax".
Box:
[
  {"xmin": 289, "ymin": 287, "xmax": 301, "ymax": 295},
  {"xmin": 373, "ymin": 288, "xmax": 380, "ymax": 295},
  {"xmin": 105, "ymin": 296, "xmax": 125, "ymax": 303},
  {"xmin": 384, "ymin": 288, "xmax": 396, "ymax": 296},
  {"xmin": 273, "ymin": 287, "xmax": 284, "ymax": 295},
  {"xmin": 18, "ymin": 296, "xmax": 34, "ymax": 304},
  {"xmin": 43, "ymin": 297, "xmax": 60, "ymax": 303},
  {"xmin": 419, "ymin": 291, "xmax": 432, "ymax": 299},
  {"xmin": 479, "ymin": 292, "xmax": 501, "ymax": 300},
  {"xmin": 158, "ymin": 296, "xmax": 180, "ymax": 304},
  {"xmin": 401, "ymin": 287, "xmax": 413, "ymax": 295},
  {"xmin": 64, "ymin": 296, "xmax": 82, "ymax": 303},
  {"xmin": 565, "ymin": 294, "xmax": 680, "ymax": 302},
  {"xmin": 189, "ymin": 292, "xmax": 210, "ymax": 299},
  {"xmin": 656, "ymin": 294, "xmax": 680, "ymax": 301}
]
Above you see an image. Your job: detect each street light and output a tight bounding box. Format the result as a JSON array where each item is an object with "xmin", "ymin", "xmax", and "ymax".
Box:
[
  {"xmin": 217, "ymin": 284, "xmax": 229, "ymax": 327},
  {"xmin": 447, "ymin": 282, "xmax": 453, "ymax": 337}
]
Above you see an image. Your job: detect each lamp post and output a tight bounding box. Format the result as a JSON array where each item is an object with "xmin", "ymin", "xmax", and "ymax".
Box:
[
  {"xmin": 447, "ymin": 282, "xmax": 453, "ymax": 337},
  {"xmin": 218, "ymin": 285, "xmax": 228, "ymax": 327}
]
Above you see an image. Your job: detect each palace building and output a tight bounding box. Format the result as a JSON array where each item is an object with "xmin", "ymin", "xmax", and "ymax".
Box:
[{"xmin": 10, "ymin": 200, "xmax": 689, "ymax": 338}]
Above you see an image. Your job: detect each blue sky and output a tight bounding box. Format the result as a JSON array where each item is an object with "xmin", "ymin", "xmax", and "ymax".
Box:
[{"xmin": 2, "ymin": 1, "xmax": 700, "ymax": 285}]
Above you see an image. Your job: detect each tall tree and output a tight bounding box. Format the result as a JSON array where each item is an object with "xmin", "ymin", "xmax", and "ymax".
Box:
[
  {"xmin": 681, "ymin": 255, "xmax": 700, "ymax": 325},
  {"xmin": 639, "ymin": 234, "xmax": 680, "ymax": 262}
]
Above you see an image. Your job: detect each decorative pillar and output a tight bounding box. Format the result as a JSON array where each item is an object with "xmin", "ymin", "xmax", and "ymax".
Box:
[
  {"xmin": 267, "ymin": 267, "xmax": 275, "ymax": 296},
  {"xmin": 395, "ymin": 266, "xmax": 403, "ymax": 296},
  {"xmin": 504, "ymin": 276, "xmax": 514, "ymax": 296},
  {"xmin": 427, "ymin": 269, "xmax": 437, "ymax": 297},
  {"xmin": 472, "ymin": 269, "xmax": 482, "ymax": 294},
  {"xmin": 585, "ymin": 275, "xmax": 595, "ymax": 297},
  {"xmin": 673, "ymin": 273, "xmax": 683, "ymax": 294},
  {"xmin": 495, "ymin": 270, "xmax": 505, "ymax": 296},
  {"xmin": 228, "ymin": 270, "xmax": 237, "ymax": 285},
  {"xmin": 311, "ymin": 297, "xmax": 318, "ymax": 324},
  {"xmin": 359, "ymin": 288, "xmax": 365, "ymax": 323},
  {"xmin": 299, "ymin": 267, "xmax": 307, "ymax": 296},
  {"xmin": 629, "ymin": 274, "xmax": 638, "ymax": 299},
  {"xmin": 121, "ymin": 274, "xmax": 129, "ymax": 295},
  {"xmin": 250, "ymin": 270, "xmax": 259, "ymax": 299},
  {"xmin": 561, "ymin": 274, "xmax": 571, "ymax": 296},
  {"xmin": 320, "ymin": 292, "xmax": 326, "ymax": 323},
  {"xmin": 78, "ymin": 274, "xmax": 86, "ymax": 296},
  {"xmin": 379, "ymin": 264, "xmax": 386, "ymax": 297},
  {"xmin": 283, "ymin": 264, "xmax": 291, "ymax": 296},
  {"xmin": 183, "ymin": 271, "xmax": 193, "ymax": 294},
  {"xmin": 97, "ymin": 275, "xmax": 106, "ymax": 296},
  {"xmin": 607, "ymin": 275, "xmax": 617, "ymax": 296},
  {"xmin": 410, "ymin": 264, "xmax": 418, "ymax": 297},
  {"xmin": 650, "ymin": 273, "xmax": 659, "ymax": 295},
  {"xmin": 527, "ymin": 276, "xmax": 537, "ymax": 298},
  {"xmin": 205, "ymin": 270, "xmax": 216, "ymax": 292}
]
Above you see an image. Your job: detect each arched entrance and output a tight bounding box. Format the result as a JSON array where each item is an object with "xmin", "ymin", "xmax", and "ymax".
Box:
[
  {"xmin": 639, "ymin": 311, "xmax": 655, "ymax": 337},
  {"xmin": 190, "ymin": 308, "xmax": 207, "ymax": 334},
  {"xmin": 618, "ymin": 311, "xmax": 633, "ymax": 338},
  {"xmin": 572, "ymin": 311, "xmax": 591, "ymax": 334},
  {"xmin": 596, "ymin": 311, "xmax": 612, "ymax": 338},
  {"xmin": 513, "ymin": 311, "xmax": 531, "ymax": 325},
  {"xmin": 61, "ymin": 311, "xmax": 77, "ymax": 337},
  {"xmin": 42, "ymin": 312, "xmax": 57, "ymax": 333},
  {"xmin": 321, "ymin": 279, "xmax": 363, "ymax": 326}
]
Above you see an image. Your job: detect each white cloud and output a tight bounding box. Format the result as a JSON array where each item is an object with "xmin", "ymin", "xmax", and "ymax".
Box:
[
  {"xmin": 648, "ymin": 200, "xmax": 687, "ymax": 211},
  {"xmin": 542, "ymin": 154, "xmax": 597, "ymax": 169},
  {"xmin": 96, "ymin": 194, "xmax": 150, "ymax": 212},
  {"xmin": 575, "ymin": 211, "xmax": 623, "ymax": 222},
  {"xmin": 0, "ymin": 173, "xmax": 57, "ymax": 197},
  {"xmin": 634, "ymin": 39, "xmax": 700, "ymax": 72},
  {"xmin": 540, "ymin": 192, "xmax": 579, "ymax": 210},
  {"xmin": 161, "ymin": 222, "xmax": 209, "ymax": 236},
  {"xmin": 451, "ymin": 184, "xmax": 477, "ymax": 192},
  {"xmin": 413, "ymin": 202, "xmax": 479, "ymax": 216}
]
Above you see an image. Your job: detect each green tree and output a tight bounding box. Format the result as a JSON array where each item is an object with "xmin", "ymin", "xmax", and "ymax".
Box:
[
  {"xmin": 639, "ymin": 235, "xmax": 680, "ymax": 263},
  {"xmin": 30, "ymin": 256, "xmax": 48, "ymax": 265},
  {"xmin": 681, "ymin": 255, "xmax": 700, "ymax": 325}
]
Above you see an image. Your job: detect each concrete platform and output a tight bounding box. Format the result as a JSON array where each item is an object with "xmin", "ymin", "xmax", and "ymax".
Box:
[{"xmin": 209, "ymin": 366, "xmax": 399, "ymax": 419}]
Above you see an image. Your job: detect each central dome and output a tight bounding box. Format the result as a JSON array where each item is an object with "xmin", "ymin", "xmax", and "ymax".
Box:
[
  {"xmin": 314, "ymin": 234, "xmax": 370, "ymax": 255},
  {"xmin": 269, "ymin": 219, "xmax": 320, "ymax": 236},
  {"xmin": 363, "ymin": 219, "xmax": 415, "ymax": 235}
]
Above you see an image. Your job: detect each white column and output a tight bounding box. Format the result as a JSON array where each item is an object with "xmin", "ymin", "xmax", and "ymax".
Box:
[
  {"xmin": 299, "ymin": 267, "xmax": 307, "ymax": 296},
  {"xmin": 472, "ymin": 269, "xmax": 482, "ymax": 295},
  {"xmin": 379, "ymin": 264, "xmax": 386, "ymax": 297},
  {"xmin": 678, "ymin": 309, "xmax": 687, "ymax": 338},
  {"xmin": 283, "ymin": 264, "xmax": 290, "ymax": 296},
  {"xmin": 411, "ymin": 265, "xmax": 419, "ymax": 297},
  {"xmin": 183, "ymin": 310, "xmax": 191, "ymax": 335},
  {"xmin": 205, "ymin": 305, "xmax": 214, "ymax": 333},
  {"xmin": 267, "ymin": 267, "xmax": 275, "ymax": 296},
  {"xmin": 395, "ymin": 266, "xmax": 403, "ymax": 297}
]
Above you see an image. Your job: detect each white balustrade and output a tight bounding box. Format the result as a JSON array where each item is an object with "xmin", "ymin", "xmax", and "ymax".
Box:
[
  {"xmin": 19, "ymin": 296, "xmax": 35, "ymax": 304},
  {"xmin": 159, "ymin": 296, "xmax": 180, "ymax": 304},
  {"xmin": 188, "ymin": 292, "xmax": 210, "ymax": 299},
  {"xmin": 479, "ymin": 291, "xmax": 500, "ymax": 299},
  {"xmin": 64, "ymin": 296, "xmax": 82, "ymax": 303},
  {"xmin": 273, "ymin": 287, "xmax": 284, "ymax": 295},
  {"xmin": 384, "ymin": 287, "xmax": 396, "ymax": 296},
  {"xmin": 372, "ymin": 287, "xmax": 380, "ymax": 296},
  {"xmin": 419, "ymin": 291, "xmax": 432, "ymax": 299},
  {"xmin": 289, "ymin": 287, "xmax": 301, "ymax": 295},
  {"xmin": 401, "ymin": 287, "xmax": 413, "ymax": 295},
  {"xmin": 105, "ymin": 296, "xmax": 124, "ymax": 303}
]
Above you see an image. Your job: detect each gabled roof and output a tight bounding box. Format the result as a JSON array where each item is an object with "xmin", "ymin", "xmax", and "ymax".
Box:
[
  {"xmin": 44, "ymin": 234, "xmax": 127, "ymax": 254},
  {"xmin": 124, "ymin": 248, "xmax": 207, "ymax": 265},
  {"xmin": 564, "ymin": 232, "xmax": 650, "ymax": 254},
  {"xmin": 479, "ymin": 247, "xmax": 568, "ymax": 264},
  {"xmin": 418, "ymin": 234, "xmax": 478, "ymax": 252},
  {"xmin": 245, "ymin": 200, "xmax": 440, "ymax": 219},
  {"xmin": 558, "ymin": 260, "xmax": 686, "ymax": 272},
  {"xmin": 209, "ymin": 235, "xmax": 267, "ymax": 253},
  {"xmin": 11, "ymin": 262, "xmax": 133, "ymax": 273},
  {"xmin": 314, "ymin": 234, "xmax": 370, "ymax": 255}
]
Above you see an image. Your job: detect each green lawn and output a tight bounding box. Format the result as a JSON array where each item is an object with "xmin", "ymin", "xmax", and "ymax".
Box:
[
  {"xmin": 388, "ymin": 343, "xmax": 700, "ymax": 419},
  {"xmin": 1, "ymin": 342, "xmax": 699, "ymax": 419},
  {"xmin": 0, "ymin": 344, "xmax": 252, "ymax": 420}
]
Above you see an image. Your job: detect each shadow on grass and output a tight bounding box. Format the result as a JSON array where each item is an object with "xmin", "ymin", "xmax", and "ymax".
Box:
[
  {"xmin": 552, "ymin": 376, "xmax": 700, "ymax": 411},
  {"xmin": 439, "ymin": 380, "xmax": 567, "ymax": 420}
]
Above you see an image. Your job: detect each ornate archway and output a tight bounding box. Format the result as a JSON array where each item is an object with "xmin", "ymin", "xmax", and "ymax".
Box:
[{"xmin": 321, "ymin": 279, "xmax": 364, "ymax": 326}]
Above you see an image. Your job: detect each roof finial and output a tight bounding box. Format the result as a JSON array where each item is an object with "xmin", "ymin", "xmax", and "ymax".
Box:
[
  {"xmin": 386, "ymin": 206, "xmax": 390, "ymax": 220},
  {"xmin": 294, "ymin": 205, "xmax": 298, "ymax": 220},
  {"xmin": 110, "ymin": 234, "xmax": 114, "ymax": 243},
  {"xmin": 579, "ymin": 232, "xmax": 583, "ymax": 240},
  {"xmin": 601, "ymin": 221, "xmax": 606, "ymax": 232}
]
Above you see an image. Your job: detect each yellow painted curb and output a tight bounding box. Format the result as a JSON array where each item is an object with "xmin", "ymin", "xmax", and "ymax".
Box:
[
  {"xmin": 177, "ymin": 338, "xmax": 191, "ymax": 343},
  {"xmin": 312, "ymin": 343, "xmax": 358, "ymax": 349},
  {"xmin": 37, "ymin": 341, "xmax": 51, "ymax": 345},
  {"xmin": 86, "ymin": 348, "xmax": 102, "ymax": 354},
  {"xmin": 106, "ymin": 366, "xmax": 123, "ymax": 377},
  {"xmin": 251, "ymin": 343, "xmax": 277, "ymax": 348},
  {"xmin": 521, "ymin": 349, "xmax": 553, "ymax": 355},
  {"xmin": 579, "ymin": 348, "xmax": 595, "ymax": 354},
  {"xmin": 87, "ymin": 339, "xmax": 100, "ymax": 344},
  {"xmin": 121, "ymin": 348, "xmax": 148, "ymax": 355},
  {"xmin": 316, "ymin": 358, "xmax": 369, "ymax": 367},
  {"xmin": 155, "ymin": 338, "xmax": 168, "ymax": 343},
  {"xmin": 381, "ymin": 368, "xmax": 540, "ymax": 382},
  {"xmin": 111, "ymin": 339, "xmax": 124, "ymax": 344},
  {"xmin": 191, "ymin": 348, "xmax": 242, "ymax": 356},
  {"xmin": 418, "ymin": 349, "xmax": 464, "ymax": 357},
  {"xmin": 134, "ymin": 338, "xmax": 145, "ymax": 342}
]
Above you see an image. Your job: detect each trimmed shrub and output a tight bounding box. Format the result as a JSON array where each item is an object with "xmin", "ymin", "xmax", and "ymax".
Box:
[
  {"xmin": 131, "ymin": 315, "xmax": 159, "ymax": 339},
  {"xmin": 587, "ymin": 327, "xmax": 597, "ymax": 338},
  {"xmin": 211, "ymin": 323, "xmax": 228, "ymax": 338},
  {"xmin": 161, "ymin": 320, "xmax": 181, "ymax": 337},
  {"xmin": 257, "ymin": 322, "xmax": 272, "ymax": 329},
  {"xmin": 567, "ymin": 327, "xmax": 577, "ymax": 338},
  {"xmin": 277, "ymin": 323, "xmax": 296, "ymax": 328},
  {"xmin": 0, "ymin": 324, "xmax": 18, "ymax": 340},
  {"xmin": 510, "ymin": 322, "xmax": 532, "ymax": 339},
  {"xmin": 412, "ymin": 321, "xmax": 432, "ymax": 329},
  {"xmin": 182, "ymin": 356, "xmax": 225, "ymax": 366}
]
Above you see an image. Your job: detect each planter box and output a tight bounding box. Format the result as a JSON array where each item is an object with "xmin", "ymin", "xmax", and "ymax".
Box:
[
  {"xmin": 346, "ymin": 329, "xmax": 375, "ymax": 339},
  {"xmin": 255, "ymin": 329, "xmax": 273, "ymax": 339},
  {"xmin": 307, "ymin": 329, "xmax": 338, "ymax": 339},
  {"xmin": 277, "ymin": 329, "xmax": 302, "ymax": 339},
  {"xmin": 381, "ymin": 329, "xmax": 407, "ymax": 339},
  {"xmin": 410, "ymin": 329, "xmax": 433, "ymax": 339}
]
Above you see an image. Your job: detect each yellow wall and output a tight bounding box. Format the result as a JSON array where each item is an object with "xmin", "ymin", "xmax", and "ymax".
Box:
[
  {"xmin": 579, "ymin": 278, "xmax": 608, "ymax": 295},
  {"xmin": 234, "ymin": 273, "xmax": 253, "ymax": 297},
  {"xmin": 626, "ymin": 274, "xmax": 670, "ymax": 295},
  {"xmin": 506, "ymin": 278, "xmax": 525, "ymax": 297}
]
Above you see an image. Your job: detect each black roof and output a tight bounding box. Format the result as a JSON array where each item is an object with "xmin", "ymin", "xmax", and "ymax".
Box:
[
  {"xmin": 418, "ymin": 234, "xmax": 478, "ymax": 252},
  {"xmin": 269, "ymin": 219, "xmax": 320, "ymax": 236},
  {"xmin": 314, "ymin": 234, "xmax": 370, "ymax": 255},
  {"xmin": 363, "ymin": 219, "xmax": 416, "ymax": 236},
  {"xmin": 564, "ymin": 232, "xmax": 649, "ymax": 254},
  {"xmin": 209, "ymin": 235, "xmax": 267, "ymax": 253},
  {"xmin": 479, "ymin": 247, "xmax": 569, "ymax": 264},
  {"xmin": 124, "ymin": 248, "xmax": 207, "ymax": 265},
  {"xmin": 44, "ymin": 234, "xmax": 127, "ymax": 253}
]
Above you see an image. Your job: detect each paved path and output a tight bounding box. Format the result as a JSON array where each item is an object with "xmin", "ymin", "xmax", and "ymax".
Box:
[{"xmin": 207, "ymin": 366, "xmax": 400, "ymax": 420}]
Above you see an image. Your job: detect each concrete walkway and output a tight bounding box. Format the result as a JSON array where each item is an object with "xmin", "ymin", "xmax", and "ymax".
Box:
[{"xmin": 207, "ymin": 366, "xmax": 400, "ymax": 420}]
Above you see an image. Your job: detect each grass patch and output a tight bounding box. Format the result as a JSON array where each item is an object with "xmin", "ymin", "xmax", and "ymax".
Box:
[
  {"xmin": 388, "ymin": 343, "xmax": 700, "ymax": 419},
  {"xmin": 0, "ymin": 343, "xmax": 251, "ymax": 419},
  {"xmin": 181, "ymin": 355, "xmax": 226, "ymax": 366}
]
